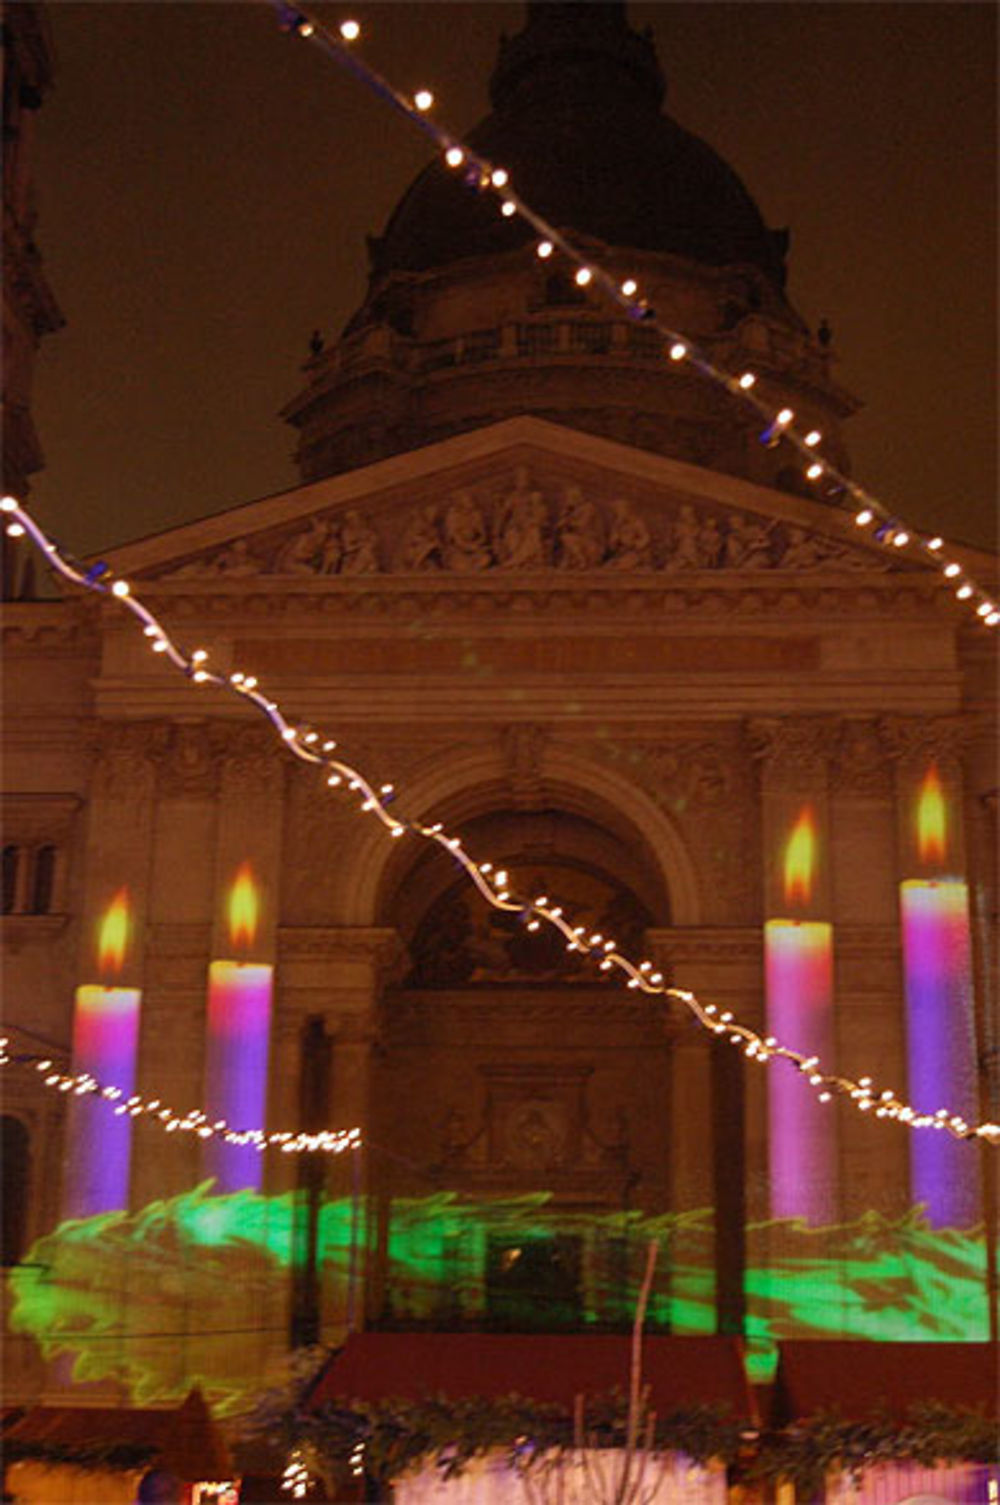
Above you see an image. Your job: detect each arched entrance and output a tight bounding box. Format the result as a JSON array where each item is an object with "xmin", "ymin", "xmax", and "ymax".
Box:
[{"xmin": 365, "ymin": 804, "xmax": 711, "ymax": 1334}]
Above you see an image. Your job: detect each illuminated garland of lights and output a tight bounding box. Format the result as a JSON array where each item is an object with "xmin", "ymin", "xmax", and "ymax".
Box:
[
  {"xmin": 2, "ymin": 496, "xmax": 997, "ymax": 1149},
  {"xmin": 271, "ymin": 3, "xmax": 998, "ymax": 633},
  {"xmin": 282, "ymin": 1448, "xmax": 318, "ymax": 1498},
  {"xmin": 0, "ymin": 1037, "xmax": 361, "ymax": 1158}
]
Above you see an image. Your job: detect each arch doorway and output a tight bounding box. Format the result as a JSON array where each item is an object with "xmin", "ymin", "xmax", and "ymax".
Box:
[{"xmin": 366, "ymin": 806, "xmax": 710, "ymax": 1334}]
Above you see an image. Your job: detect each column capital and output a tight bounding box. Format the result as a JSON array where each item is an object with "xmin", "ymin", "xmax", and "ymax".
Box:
[
  {"xmin": 745, "ymin": 715, "xmax": 839, "ymax": 779},
  {"xmin": 216, "ymin": 724, "xmax": 286, "ymax": 798},
  {"xmin": 830, "ymin": 718, "xmax": 893, "ymax": 797},
  {"xmin": 877, "ymin": 714, "xmax": 970, "ymax": 777},
  {"xmin": 88, "ymin": 719, "xmax": 168, "ymax": 800}
]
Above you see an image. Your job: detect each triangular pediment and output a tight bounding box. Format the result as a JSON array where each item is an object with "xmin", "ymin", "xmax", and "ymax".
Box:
[{"xmin": 103, "ymin": 418, "xmax": 941, "ymax": 585}]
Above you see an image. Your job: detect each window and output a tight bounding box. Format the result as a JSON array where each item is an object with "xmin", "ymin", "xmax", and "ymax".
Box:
[
  {"xmin": 1, "ymin": 842, "xmax": 60, "ymax": 915},
  {"xmin": 31, "ymin": 844, "xmax": 56, "ymax": 914},
  {"xmin": 1, "ymin": 1116, "xmax": 30, "ymax": 1265},
  {"xmin": 485, "ymin": 1234, "xmax": 583, "ymax": 1331},
  {"xmin": 2, "ymin": 844, "xmax": 19, "ymax": 914}
]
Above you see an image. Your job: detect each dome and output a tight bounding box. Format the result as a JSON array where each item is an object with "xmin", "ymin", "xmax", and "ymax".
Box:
[{"xmin": 368, "ymin": 2, "xmax": 788, "ymax": 289}]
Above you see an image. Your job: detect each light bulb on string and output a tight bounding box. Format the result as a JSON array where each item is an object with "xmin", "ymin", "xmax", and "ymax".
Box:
[{"xmin": 414, "ymin": 90, "xmax": 433, "ymax": 112}]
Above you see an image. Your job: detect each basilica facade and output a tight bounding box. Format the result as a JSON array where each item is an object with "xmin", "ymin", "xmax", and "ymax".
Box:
[{"xmin": 2, "ymin": 3, "xmax": 996, "ymax": 1431}]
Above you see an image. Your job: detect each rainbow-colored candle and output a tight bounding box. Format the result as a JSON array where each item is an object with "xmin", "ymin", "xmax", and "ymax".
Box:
[
  {"xmin": 765, "ymin": 808, "xmax": 836, "ymax": 1224},
  {"xmin": 900, "ymin": 765, "xmax": 978, "ymax": 1227},
  {"xmin": 203, "ymin": 862, "xmax": 273, "ymax": 1193},
  {"xmin": 64, "ymin": 890, "xmax": 142, "ymax": 1219}
]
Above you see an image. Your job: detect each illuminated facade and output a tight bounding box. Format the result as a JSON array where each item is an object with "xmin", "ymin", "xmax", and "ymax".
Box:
[{"xmin": 2, "ymin": 2, "xmax": 997, "ymax": 1427}]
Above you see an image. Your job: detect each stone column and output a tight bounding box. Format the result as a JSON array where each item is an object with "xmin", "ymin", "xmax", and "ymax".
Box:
[
  {"xmin": 63, "ymin": 721, "xmax": 163, "ymax": 1219},
  {"xmin": 650, "ymin": 925, "xmax": 762, "ymax": 1339},
  {"xmin": 881, "ymin": 716, "xmax": 980, "ymax": 1228},
  {"xmin": 964, "ymin": 715, "xmax": 998, "ymax": 1340},
  {"xmin": 275, "ymin": 925, "xmax": 403, "ymax": 1337},
  {"xmin": 201, "ymin": 729, "xmax": 285, "ymax": 1191},
  {"xmin": 748, "ymin": 717, "xmax": 840, "ymax": 1226},
  {"xmin": 828, "ymin": 720, "xmax": 907, "ymax": 1220},
  {"xmin": 133, "ymin": 720, "xmax": 220, "ymax": 1209}
]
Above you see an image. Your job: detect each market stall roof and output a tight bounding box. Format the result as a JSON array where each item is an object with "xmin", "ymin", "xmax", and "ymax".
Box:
[
  {"xmin": 771, "ymin": 1342, "xmax": 997, "ymax": 1425},
  {"xmin": 3, "ymin": 1387, "xmax": 232, "ymax": 1480},
  {"xmin": 307, "ymin": 1332, "xmax": 757, "ymax": 1421}
]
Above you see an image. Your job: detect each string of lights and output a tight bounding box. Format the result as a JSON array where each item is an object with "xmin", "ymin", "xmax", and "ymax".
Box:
[
  {"xmin": 271, "ymin": 3, "xmax": 998, "ymax": 634},
  {"xmin": 2, "ymin": 495, "xmax": 996, "ymax": 1147},
  {"xmin": 0, "ymin": 1036, "xmax": 361, "ymax": 1158}
]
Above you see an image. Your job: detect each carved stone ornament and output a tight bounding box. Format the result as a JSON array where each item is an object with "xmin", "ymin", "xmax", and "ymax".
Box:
[
  {"xmin": 877, "ymin": 715, "xmax": 970, "ymax": 777},
  {"xmin": 88, "ymin": 721, "xmax": 167, "ymax": 802},
  {"xmin": 746, "ymin": 716, "xmax": 840, "ymax": 778},
  {"xmin": 831, "ymin": 719, "xmax": 892, "ymax": 797},
  {"xmin": 501, "ymin": 723, "xmax": 546, "ymax": 809},
  {"xmin": 158, "ymin": 721, "xmax": 223, "ymax": 798},
  {"xmin": 216, "ymin": 725, "xmax": 285, "ymax": 799},
  {"xmin": 591, "ymin": 733, "xmax": 741, "ymax": 811},
  {"xmin": 154, "ymin": 466, "xmax": 890, "ymax": 582}
]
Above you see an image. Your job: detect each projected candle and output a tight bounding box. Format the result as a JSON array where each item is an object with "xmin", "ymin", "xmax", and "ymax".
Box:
[
  {"xmin": 64, "ymin": 890, "xmax": 142, "ymax": 1219},
  {"xmin": 900, "ymin": 766, "xmax": 978, "ymax": 1227},
  {"xmin": 765, "ymin": 808, "xmax": 836, "ymax": 1224},
  {"xmin": 203, "ymin": 862, "xmax": 273, "ymax": 1193}
]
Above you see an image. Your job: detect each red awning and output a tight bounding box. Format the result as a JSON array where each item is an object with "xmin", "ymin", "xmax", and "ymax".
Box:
[
  {"xmin": 307, "ymin": 1332, "xmax": 757, "ymax": 1421},
  {"xmin": 772, "ymin": 1341, "xmax": 998, "ymax": 1424},
  {"xmin": 4, "ymin": 1388, "xmax": 232, "ymax": 1481}
]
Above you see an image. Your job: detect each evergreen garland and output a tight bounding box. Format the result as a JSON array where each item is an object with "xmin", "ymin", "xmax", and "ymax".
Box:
[
  {"xmin": 4, "ymin": 1439, "xmax": 158, "ymax": 1472},
  {"xmin": 246, "ymin": 1367, "xmax": 996, "ymax": 1496},
  {"xmin": 746, "ymin": 1404, "xmax": 998, "ymax": 1497}
]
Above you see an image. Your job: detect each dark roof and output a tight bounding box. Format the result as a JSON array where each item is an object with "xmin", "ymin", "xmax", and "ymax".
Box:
[
  {"xmin": 4, "ymin": 1388, "xmax": 232, "ymax": 1481},
  {"xmin": 368, "ymin": 4, "xmax": 787, "ymax": 289},
  {"xmin": 771, "ymin": 1341, "xmax": 999, "ymax": 1425},
  {"xmin": 307, "ymin": 1332, "xmax": 758, "ymax": 1420}
]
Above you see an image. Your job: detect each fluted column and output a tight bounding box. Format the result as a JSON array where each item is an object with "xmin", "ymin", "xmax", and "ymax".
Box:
[
  {"xmin": 881, "ymin": 717, "xmax": 980, "ymax": 1227},
  {"xmin": 202, "ymin": 730, "xmax": 285, "ymax": 1193},
  {"xmin": 63, "ymin": 722, "xmax": 163, "ymax": 1219},
  {"xmin": 749, "ymin": 717, "xmax": 840, "ymax": 1226},
  {"xmin": 275, "ymin": 925, "xmax": 403, "ymax": 1335}
]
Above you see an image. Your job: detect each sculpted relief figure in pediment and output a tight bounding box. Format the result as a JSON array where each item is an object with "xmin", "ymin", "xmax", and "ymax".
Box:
[
  {"xmin": 398, "ymin": 504, "xmax": 441, "ymax": 572},
  {"xmin": 157, "ymin": 464, "xmax": 890, "ymax": 581},
  {"xmin": 496, "ymin": 465, "xmax": 548, "ymax": 570},
  {"xmin": 606, "ymin": 498, "xmax": 653, "ymax": 569},
  {"xmin": 442, "ymin": 489, "xmax": 492, "ymax": 572},
  {"xmin": 555, "ymin": 486, "xmax": 603, "ymax": 569}
]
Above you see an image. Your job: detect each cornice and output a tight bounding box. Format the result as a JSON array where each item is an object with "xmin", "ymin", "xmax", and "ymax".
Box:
[
  {"xmin": 128, "ymin": 577, "xmax": 956, "ymax": 630},
  {"xmin": 1, "ymin": 602, "xmax": 96, "ymax": 651}
]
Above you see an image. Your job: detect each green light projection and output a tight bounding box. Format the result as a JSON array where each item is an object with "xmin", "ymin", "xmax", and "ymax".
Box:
[{"xmin": 7, "ymin": 1187, "xmax": 992, "ymax": 1411}]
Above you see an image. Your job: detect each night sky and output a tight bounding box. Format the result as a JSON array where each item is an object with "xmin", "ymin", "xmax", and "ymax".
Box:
[{"xmin": 28, "ymin": 2, "xmax": 997, "ymax": 558}]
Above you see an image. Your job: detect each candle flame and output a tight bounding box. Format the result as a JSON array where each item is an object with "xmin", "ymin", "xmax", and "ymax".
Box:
[
  {"xmin": 916, "ymin": 764, "xmax": 947, "ymax": 867},
  {"xmin": 97, "ymin": 889, "xmax": 130, "ymax": 978},
  {"xmin": 783, "ymin": 807, "xmax": 816, "ymax": 909},
  {"xmin": 228, "ymin": 862, "xmax": 259, "ymax": 951}
]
